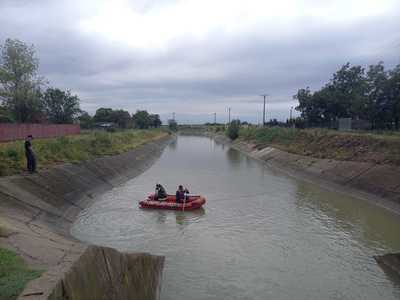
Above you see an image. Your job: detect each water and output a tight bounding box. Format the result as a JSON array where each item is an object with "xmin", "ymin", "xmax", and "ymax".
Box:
[{"xmin": 71, "ymin": 136, "xmax": 400, "ymax": 300}]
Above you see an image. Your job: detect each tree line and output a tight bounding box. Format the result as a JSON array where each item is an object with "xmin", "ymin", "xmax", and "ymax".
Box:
[
  {"xmin": 0, "ymin": 38, "xmax": 162, "ymax": 129},
  {"xmin": 294, "ymin": 62, "xmax": 400, "ymax": 130},
  {"xmin": 79, "ymin": 108, "xmax": 162, "ymax": 129}
]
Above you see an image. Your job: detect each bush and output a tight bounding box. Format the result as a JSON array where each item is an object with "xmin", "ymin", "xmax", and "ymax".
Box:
[
  {"xmin": 226, "ymin": 120, "xmax": 240, "ymax": 140},
  {"xmin": 91, "ymin": 132, "xmax": 112, "ymax": 153},
  {"xmin": 106, "ymin": 127, "xmax": 116, "ymax": 133},
  {"xmin": 168, "ymin": 119, "xmax": 178, "ymax": 131},
  {"xmin": 6, "ymin": 149, "xmax": 19, "ymax": 162}
]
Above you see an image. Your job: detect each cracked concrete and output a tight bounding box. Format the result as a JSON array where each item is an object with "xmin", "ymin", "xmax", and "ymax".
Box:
[{"xmin": 0, "ymin": 134, "xmax": 172, "ymax": 300}]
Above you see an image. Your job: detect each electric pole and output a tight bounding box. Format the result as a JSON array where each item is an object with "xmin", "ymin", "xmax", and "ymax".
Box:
[
  {"xmin": 172, "ymin": 112, "xmax": 175, "ymax": 121},
  {"xmin": 214, "ymin": 112, "xmax": 217, "ymax": 125},
  {"xmin": 260, "ymin": 94, "xmax": 268, "ymax": 127},
  {"xmin": 228, "ymin": 107, "xmax": 231, "ymax": 124},
  {"xmin": 290, "ymin": 106, "xmax": 293, "ymax": 121}
]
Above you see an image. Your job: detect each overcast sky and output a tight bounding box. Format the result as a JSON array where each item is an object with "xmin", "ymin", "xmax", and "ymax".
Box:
[{"xmin": 1, "ymin": 0, "xmax": 399, "ymax": 123}]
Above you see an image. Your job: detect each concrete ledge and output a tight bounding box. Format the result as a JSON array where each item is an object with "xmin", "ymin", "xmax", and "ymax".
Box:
[{"xmin": 19, "ymin": 246, "xmax": 164, "ymax": 300}]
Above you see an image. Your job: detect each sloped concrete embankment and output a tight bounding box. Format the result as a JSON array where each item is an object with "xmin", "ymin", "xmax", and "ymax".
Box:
[
  {"xmin": 213, "ymin": 135, "xmax": 400, "ymax": 213},
  {"xmin": 214, "ymin": 134, "xmax": 400, "ymax": 276},
  {"xmin": 0, "ymin": 135, "xmax": 171, "ymax": 300}
]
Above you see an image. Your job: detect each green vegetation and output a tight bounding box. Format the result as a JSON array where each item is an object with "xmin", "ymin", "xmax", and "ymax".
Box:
[
  {"xmin": 0, "ymin": 248, "xmax": 42, "ymax": 300},
  {"xmin": 0, "ymin": 39, "xmax": 163, "ymax": 129},
  {"xmin": 226, "ymin": 120, "xmax": 240, "ymax": 140},
  {"xmin": 168, "ymin": 119, "xmax": 178, "ymax": 131},
  {"xmin": 238, "ymin": 127, "xmax": 400, "ymax": 165},
  {"xmin": 295, "ymin": 62, "xmax": 400, "ymax": 130},
  {"xmin": 0, "ymin": 39, "xmax": 82, "ymax": 124},
  {"xmin": 0, "ymin": 129, "xmax": 168, "ymax": 176}
]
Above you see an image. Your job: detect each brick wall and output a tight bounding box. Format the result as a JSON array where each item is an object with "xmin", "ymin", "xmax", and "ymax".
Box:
[{"xmin": 0, "ymin": 123, "xmax": 80, "ymax": 142}]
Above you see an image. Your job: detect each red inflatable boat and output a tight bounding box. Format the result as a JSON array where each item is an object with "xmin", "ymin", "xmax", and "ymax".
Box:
[{"xmin": 139, "ymin": 194, "xmax": 206, "ymax": 210}]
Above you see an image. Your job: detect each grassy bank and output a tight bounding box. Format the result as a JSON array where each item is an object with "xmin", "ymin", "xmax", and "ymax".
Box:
[
  {"xmin": 0, "ymin": 247, "xmax": 42, "ymax": 300},
  {"xmin": 235, "ymin": 127, "xmax": 400, "ymax": 165},
  {"xmin": 0, "ymin": 129, "xmax": 168, "ymax": 176}
]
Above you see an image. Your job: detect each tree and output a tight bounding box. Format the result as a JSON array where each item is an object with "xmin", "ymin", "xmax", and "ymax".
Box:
[
  {"xmin": 295, "ymin": 63, "xmax": 370, "ymax": 127},
  {"xmin": 43, "ymin": 88, "xmax": 81, "ymax": 123},
  {"xmin": 365, "ymin": 62, "xmax": 390, "ymax": 128},
  {"xmin": 226, "ymin": 119, "xmax": 240, "ymax": 140},
  {"xmin": 329, "ymin": 63, "xmax": 368, "ymax": 119},
  {"xmin": 132, "ymin": 110, "xmax": 150, "ymax": 129},
  {"xmin": 149, "ymin": 114, "xmax": 162, "ymax": 128},
  {"xmin": 168, "ymin": 119, "xmax": 178, "ymax": 131},
  {"xmin": 93, "ymin": 108, "xmax": 114, "ymax": 123},
  {"xmin": 78, "ymin": 111, "xmax": 93, "ymax": 129},
  {"xmin": 0, "ymin": 39, "xmax": 45, "ymax": 122},
  {"xmin": 113, "ymin": 109, "xmax": 132, "ymax": 128},
  {"xmin": 0, "ymin": 105, "xmax": 13, "ymax": 123},
  {"xmin": 387, "ymin": 65, "xmax": 400, "ymax": 129}
]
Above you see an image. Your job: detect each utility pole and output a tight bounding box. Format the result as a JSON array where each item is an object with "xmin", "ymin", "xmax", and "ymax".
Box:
[
  {"xmin": 260, "ymin": 94, "xmax": 268, "ymax": 126},
  {"xmin": 172, "ymin": 112, "xmax": 175, "ymax": 121},
  {"xmin": 290, "ymin": 106, "xmax": 293, "ymax": 121},
  {"xmin": 228, "ymin": 107, "xmax": 231, "ymax": 124},
  {"xmin": 214, "ymin": 112, "xmax": 217, "ymax": 125}
]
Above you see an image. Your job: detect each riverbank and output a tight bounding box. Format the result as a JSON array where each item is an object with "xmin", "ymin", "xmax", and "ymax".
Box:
[
  {"xmin": 212, "ymin": 131, "xmax": 400, "ymax": 215},
  {"xmin": 0, "ymin": 133, "xmax": 172, "ymax": 299},
  {"xmin": 238, "ymin": 127, "xmax": 400, "ymax": 166},
  {"xmin": 0, "ymin": 129, "xmax": 167, "ymax": 176}
]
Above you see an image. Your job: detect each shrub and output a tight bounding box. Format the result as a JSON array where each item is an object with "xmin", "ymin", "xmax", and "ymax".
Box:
[
  {"xmin": 226, "ymin": 120, "xmax": 240, "ymax": 140},
  {"xmin": 6, "ymin": 149, "xmax": 19, "ymax": 161}
]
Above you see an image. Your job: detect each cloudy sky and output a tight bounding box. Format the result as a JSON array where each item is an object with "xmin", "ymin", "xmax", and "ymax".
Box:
[{"xmin": 1, "ymin": 0, "xmax": 399, "ymax": 123}]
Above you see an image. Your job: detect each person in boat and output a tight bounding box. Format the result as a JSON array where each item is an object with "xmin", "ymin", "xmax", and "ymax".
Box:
[
  {"xmin": 176, "ymin": 185, "xmax": 189, "ymax": 203},
  {"xmin": 155, "ymin": 183, "xmax": 167, "ymax": 201}
]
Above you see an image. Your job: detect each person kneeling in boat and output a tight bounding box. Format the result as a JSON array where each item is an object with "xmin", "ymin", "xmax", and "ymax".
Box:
[
  {"xmin": 176, "ymin": 185, "xmax": 189, "ymax": 203},
  {"xmin": 155, "ymin": 183, "xmax": 167, "ymax": 201}
]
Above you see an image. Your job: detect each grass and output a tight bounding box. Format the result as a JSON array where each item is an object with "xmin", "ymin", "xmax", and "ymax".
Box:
[
  {"xmin": 0, "ymin": 248, "xmax": 42, "ymax": 300},
  {"xmin": 237, "ymin": 127, "xmax": 400, "ymax": 165},
  {"xmin": 0, "ymin": 129, "xmax": 168, "ymax": 176}
]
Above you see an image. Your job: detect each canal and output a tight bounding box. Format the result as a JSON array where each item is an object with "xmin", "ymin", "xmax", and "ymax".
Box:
[{"xmin": 71, "ymin": 135, "xmax": 400, "ymax": 300}]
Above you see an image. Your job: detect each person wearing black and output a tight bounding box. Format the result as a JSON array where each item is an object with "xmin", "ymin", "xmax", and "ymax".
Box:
[
  {"xmin": 176, "ymin": 185, "xmax": 189, "ymax": 203},
  {"xmin": 155, "ymin": 183, "xmax": 167, "ymax": 200},
  {"xmin": 24, "ymin": 135, "xmax": 36, "ymax": 173}
]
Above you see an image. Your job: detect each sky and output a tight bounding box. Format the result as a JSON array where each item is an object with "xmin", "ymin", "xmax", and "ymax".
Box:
[{"xmin": 1, "ymin": 0, "xmax": 399, "ymax": 124}]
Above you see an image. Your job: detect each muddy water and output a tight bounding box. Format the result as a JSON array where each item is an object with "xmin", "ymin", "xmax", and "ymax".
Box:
[{"xmin": 72, "ymin": 135, "xmax": 400, "ymax": 300}]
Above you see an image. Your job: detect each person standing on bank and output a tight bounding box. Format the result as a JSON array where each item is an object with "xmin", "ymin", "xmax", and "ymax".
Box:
[{"xmin": 24, "ymin": 135, "xmax": 36, "ymax": 173}]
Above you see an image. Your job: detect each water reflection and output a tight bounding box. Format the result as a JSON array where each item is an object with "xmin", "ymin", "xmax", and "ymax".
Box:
[
  {"xmin": 295, "ymin": 181, "xmax": 400, "ymax": 252},
  {"xmin": 226, "ymin": 147, "xmax": 243, "ymax": 165},
  {"xmin": 156, "ymin": 211, "xmax": 168, "ymax": 224},
  {"xmin": 174, "ymin": 208, "xmax": 206, "ymax": 226},
  {"xmin": 168, "ymin": 137, "xmax": 177, "ymax": 150}
]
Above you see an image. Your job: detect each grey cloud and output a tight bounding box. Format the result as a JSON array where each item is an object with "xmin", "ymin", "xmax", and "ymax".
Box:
[{"xmin": 0, "ymin": 1, "xmax": 399, "ymax": 123}]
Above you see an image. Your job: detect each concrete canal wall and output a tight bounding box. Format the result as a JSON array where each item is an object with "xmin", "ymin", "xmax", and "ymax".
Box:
[
  {"xmin": 213, "ymin": 134, "xmax": 400, "ymax": 215},
  {"xmin": 0, "ymin": 134, "xmax": 172, "ymax": 300}
]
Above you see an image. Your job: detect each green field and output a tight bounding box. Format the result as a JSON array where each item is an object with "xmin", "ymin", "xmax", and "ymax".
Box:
[
  {"xmin": 235, "ymin": 127, "xmax": 400, "ymax": 165},
  {"xmin": 0, "ymin": 129, "xmax": 168, "ymax": 176},
  {"xmin": 0, "ymin": 247, "xmax": 42, "ymax": 300}
]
